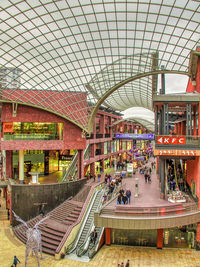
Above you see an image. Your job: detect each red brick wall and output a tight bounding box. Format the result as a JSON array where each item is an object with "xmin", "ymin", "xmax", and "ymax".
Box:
[{"xmin": 1, "ymin": 103, "xmax": 86, "ymax": 150}]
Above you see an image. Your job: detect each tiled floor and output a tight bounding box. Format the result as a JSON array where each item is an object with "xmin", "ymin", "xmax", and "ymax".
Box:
[
  {"xmin": 2, "ymin": 159, "xmax": 200, "ymax": 266},
  {"xmin": 1, "ymin": 221, "xmax": 200, "ymax": 267}
]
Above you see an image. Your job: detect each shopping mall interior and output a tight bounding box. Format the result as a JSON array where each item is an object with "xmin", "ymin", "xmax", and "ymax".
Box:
[{"xmin": 0, "ymin": 1, "xmax": 200, "ymax": 266}]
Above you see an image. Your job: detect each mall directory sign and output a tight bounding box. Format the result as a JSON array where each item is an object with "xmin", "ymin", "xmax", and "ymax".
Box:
[{"xmin": 115, "ymin": 133, "xmax": 154, "ymax": 140}]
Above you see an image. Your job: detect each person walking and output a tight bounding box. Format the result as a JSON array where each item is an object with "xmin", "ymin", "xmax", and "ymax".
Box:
[
  {"xmin": 126, "ymin": 189, "xmax": 131, "ymax": 204},
  {"xmin": 125, "ymin": 259, "xmax": 130, "ymax": 267},
  {"xmin": 12, "ymin": 255, "xmax": 20, "ymax": 266}
]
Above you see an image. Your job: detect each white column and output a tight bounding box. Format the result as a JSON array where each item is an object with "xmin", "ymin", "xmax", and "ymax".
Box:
[{"xmin": 19, "ymin": 150, "xmax": 24, "ymax": 184}]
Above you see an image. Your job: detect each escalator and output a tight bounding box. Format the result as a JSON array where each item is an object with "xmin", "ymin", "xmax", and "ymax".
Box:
[{"xmin": 66, "ymin": 188, "xmax": 104, "ymax": 261}]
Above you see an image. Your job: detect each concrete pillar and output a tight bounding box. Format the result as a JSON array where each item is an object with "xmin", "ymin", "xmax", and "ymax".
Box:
[
  {"xmin": 105, "ymin": 228, "xmax": 111, "ymax": 245},
  {"xmin": 100, "ymin": 115, "xmax": 105, "ymax": 136},
  {"xmin": 157, "ymin": 229, "xmax": 163, "ymax": 249},
  {"xmin": 19, "ymin": 150, "xmax": 24, "ymax": 184},
  {"xmin": 90, "ymin": 144, "xmax": 95, "ymax": 158},
  {"xmin": 159, "ymin": 158, "xmax": 165, "ymax": 198},
  {"xmin": 6, "ymin": 151, "xmax": 12, "ymax": 179},
  {"xmin": 77, "ymin": 149, "xmax": 84, "ymax": 179},
  {"xmin": 90, "ymin": 162, "xmax": 95, "ymax": 177}
]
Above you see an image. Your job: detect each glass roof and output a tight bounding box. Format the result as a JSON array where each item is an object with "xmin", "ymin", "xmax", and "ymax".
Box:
[{"xmin": 1, "ymin": 0, "xmax": 200, "ymax": 132}]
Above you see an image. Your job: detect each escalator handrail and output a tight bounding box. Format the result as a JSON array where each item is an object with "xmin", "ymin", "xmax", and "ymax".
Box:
[
  {"xmin": 88, "ymin": 227, "xmax": 105, "ymax": 259},
  {"xmin": 76, "ymin": 189, "xmax": 105, "ymax": 257},
  {"xmin": 66, "ymin": 185, "xmax": 103, "ymax": 254}
]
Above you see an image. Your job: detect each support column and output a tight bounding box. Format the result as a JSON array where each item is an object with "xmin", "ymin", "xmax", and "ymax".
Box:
[
  {"xmin": 6, "ymin": 151, "xmax": 12, "ymax": 179},
  {"xmin": 77, "ymin": 149, "xmax": 84, "ymax": 180},
  {"xmin": 100, "ymin": 115, "xmax": 105, "ymax": 137},
  {"xmin": 90, "ymin": 162, "xmax": 95, "ymax": 177},
  {"xmin": 159, "ymin": 158, "xmax": 165, "ymax": 199},
  {"xmin": 186, "ymin": 103, "xmax": 192, "ymax": 136},
  {"xmin": 155, "ymin": 105, "xmax": 158, "ymax": 135},
  {"xmin": 157, "ymin": 229, "xmax": 163, "ymax": 249},
  {"xmin": 19, "ymin": 150, "xmax": 24, "ymax": 184},
  {"xmin": 105, "ymin": 228, "xmax": 111, "ymax": 245},
  {"xmin": 198, "ymin": 104, "xmax": 200, "ymax": 137},
  {"xmin": 194, "ymin": 105, "xmax": 197, "ymax": 137},
  {"xmin": 163, "ymin": 103, "xmax": 169, "ymax": 135}
]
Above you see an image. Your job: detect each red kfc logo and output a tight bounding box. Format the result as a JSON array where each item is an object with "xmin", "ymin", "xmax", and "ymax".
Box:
[
  {"xmin": 178, "ymin": 137, "xmax": 185, "ymax": 144},
  {"xmin": 164, "ymin": 137, "xmax": 170, "ymax": 144},
  {"xmin": 157, "ymin": 136, "xmax": 163, "ymax": 144},
  {"xmin": 171, "ymin": 137, "xmax": 177, "ymax": 144}
]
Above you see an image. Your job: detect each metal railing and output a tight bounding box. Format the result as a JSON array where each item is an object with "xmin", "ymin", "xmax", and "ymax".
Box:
[
  {"xmin": 101, "ymin": 200, "xmax": 199, "ymax": 218},
  {"xmin": 76, "ymin": 188, "xmax": 105, "ymax": 257},
  {"xmin": 62, "ymin": 144, "xmax": 90, "ymax": 182}
]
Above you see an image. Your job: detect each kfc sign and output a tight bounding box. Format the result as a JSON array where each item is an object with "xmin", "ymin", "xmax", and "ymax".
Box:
[{"xmin": 157, "ymin": 136, "xmax": 185, "ymax": 145}]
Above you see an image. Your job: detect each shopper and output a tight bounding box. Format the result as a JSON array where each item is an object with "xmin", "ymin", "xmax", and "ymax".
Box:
[
  {"xmin": 126, "ymin": 189, "xmax": 131, "ymax": 204},
  {"xmin": 98, "ymin": 173, "xmax": 101, "ymax": 183},
  {"xmin": 40, "ymin": 203, "xmax": 45, "ymax": 217},
  {"xmin": 125, "ymin": 259, "xmax": 130, "ymax": 267},
  {"xmin": 12, "ymin": 255, "xmax": 20, "ymax": 266}
]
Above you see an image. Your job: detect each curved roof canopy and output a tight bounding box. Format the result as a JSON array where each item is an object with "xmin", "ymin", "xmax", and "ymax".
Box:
[{"xmin": 1, "ymin": 0, "xmax": 200, "ymax": 132}]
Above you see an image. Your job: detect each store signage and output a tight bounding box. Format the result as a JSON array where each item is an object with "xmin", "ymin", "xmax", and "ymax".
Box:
[
  {"xmin": 59, "ymin": 155, "xmax": 73, "ymax": 161},
  {"xmin": 156, "ymin": 136, "xmax": 185, "ymax": 145},
  {"xmin": 3, "ymin": 122, "xmax": 13, "ymax": 132},
  {"xmin": 116, "ymin": 133, "xmax": 154, "ymax": 140},
  {"xmin": 127, "ymin": 163, "xmax": 133, "ymax": 172},
  {"xmin": 154, "ymin": 149, "xmax": 197, "ymax": 156}
]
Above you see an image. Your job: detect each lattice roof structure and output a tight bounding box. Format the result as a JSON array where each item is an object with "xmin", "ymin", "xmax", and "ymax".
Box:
[{"xmin": 1, "ymin": 0, "xmax": 200, "ymax": 132}]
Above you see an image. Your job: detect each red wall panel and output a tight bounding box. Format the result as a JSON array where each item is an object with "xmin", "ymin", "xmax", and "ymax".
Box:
[{"xmin": 1, "ymin": 103, "xmax": 86, "ymax": 150}]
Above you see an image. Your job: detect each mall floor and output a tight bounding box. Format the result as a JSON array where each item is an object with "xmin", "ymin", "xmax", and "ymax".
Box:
[
  {"xmin": 1, "ymin": 218, "xmax": 200, "ymax": 267},
  {"xmin": 1, "ymin": 193, "xmax": 200, "ymax": 266}
]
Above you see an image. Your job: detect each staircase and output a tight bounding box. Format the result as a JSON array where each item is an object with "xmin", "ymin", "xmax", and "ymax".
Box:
[
  {"xmin": 13, "ymin": 199, "xmax": 84, "ymax": 256},
  {"xmin": 0, "ymin": 194, "xmax": 8, "ymax": 221}
]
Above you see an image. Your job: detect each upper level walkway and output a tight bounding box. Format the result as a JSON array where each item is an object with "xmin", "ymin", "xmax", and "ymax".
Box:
[{"xmin": 94, "ymin": 158, "xmax": 200, "ymax": 230}]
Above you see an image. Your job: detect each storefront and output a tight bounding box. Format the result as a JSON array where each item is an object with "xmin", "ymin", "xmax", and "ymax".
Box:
[
  {"xmin": 163, "ymin": 225, "xmax": 196, "ymax": 249},
  {"xmin": 3, "ymin": 122, "xmax": 63, "ymax": 141},
  {"xmin": 12, "ymin": 149, "xmax": 75, "ymax": 179}
]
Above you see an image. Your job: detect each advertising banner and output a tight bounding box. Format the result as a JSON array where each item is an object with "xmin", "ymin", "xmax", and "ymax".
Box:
[
  {"xmin": 127, "ymin": 163, "xmax": 133, "ymax": 172},
  {"xmin": 116, "ymin": 133, "xmax": 154, "ymax": 140}
]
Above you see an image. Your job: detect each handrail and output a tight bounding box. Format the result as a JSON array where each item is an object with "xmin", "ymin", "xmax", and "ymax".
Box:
[
  {"xmin": 65, "ymin": 189, "xmax": 99, "ymax": 254},
  {"xmin": 55, "ymin": 182, "xmax": 102, "ymax": 254},
  {"xmin": 76, "ymin": 189, "xmax": 105, "ymax": 257},
  {"xmin": 62, "ymin": 144, "xmax": 90, "ymax": 182},
  {"xmin": 100, "ymin": 201, "xmax": 199, "ymax": 218},
  {"xmin": 88, "ymin": 227, "xmax": 105, "ymax": 259}
]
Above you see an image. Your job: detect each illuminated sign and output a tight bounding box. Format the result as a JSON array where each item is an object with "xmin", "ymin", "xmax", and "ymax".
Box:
[
  {"xmin": 156, "ymin": 136, "xmax": 185, "ymax": 145},
  {"xmin": 154, "ymin": 149, "xmax": 197, "ymax": 156},
  {"xmin": 3, "ymin": 122, "xmax": 13, "ymax": 133},
  {"xmin": 116, "ymin": 133, "xmax": 154, "ymax": 140}
]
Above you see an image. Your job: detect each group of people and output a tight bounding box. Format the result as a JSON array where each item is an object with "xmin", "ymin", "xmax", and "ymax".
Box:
[
  {"xmin": 118, "ymin": 259, "xmax": 130, "ymax": 267},
  {"xmin": 167, "ymin": 162, "xmax": 185, "ymax": 192},
  {"xmin": 117, "ymin": 188, "xmax": 131, "ymax": 204}
]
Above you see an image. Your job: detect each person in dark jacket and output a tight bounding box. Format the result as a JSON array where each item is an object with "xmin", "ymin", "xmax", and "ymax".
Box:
[
  {"xmin": 13, "ymin": 255, "xmax": 20, "ymax": 266},
  {"xmin": 126, "ymin": 189, "xmax": 131, "ymax": 204},
  {"xmin": 125, "ymin": 259, "xmax": 130, "ymax": 267}
]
